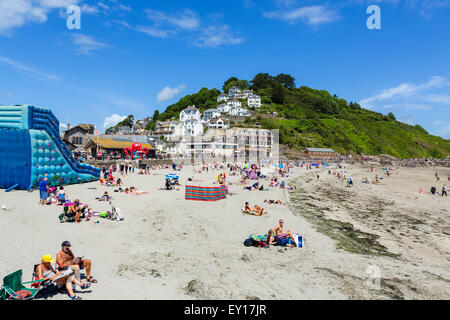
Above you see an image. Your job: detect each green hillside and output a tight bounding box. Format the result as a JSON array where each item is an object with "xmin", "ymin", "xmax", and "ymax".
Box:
[{"xmin": 153, "ymin": 73, "xmax": 450, "ymax": 159}]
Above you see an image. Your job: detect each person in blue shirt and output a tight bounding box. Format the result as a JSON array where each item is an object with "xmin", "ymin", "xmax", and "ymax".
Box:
[{"xmin": 39, "ymin": 177, "xmax": 49, "ymax": 205}]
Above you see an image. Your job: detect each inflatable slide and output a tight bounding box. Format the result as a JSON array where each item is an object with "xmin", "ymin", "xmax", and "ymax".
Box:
[{"xmin": 0, "ymin": 105, "xmax": 100, "ymax": 190}]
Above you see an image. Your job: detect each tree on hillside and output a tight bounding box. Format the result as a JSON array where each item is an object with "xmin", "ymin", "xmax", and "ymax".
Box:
[
  {"xmin": 223, "ymin": 79, "xmax": 250, "ymax": 93},
  {"xmin": 271, "ymin": 82, "xmax": 285, "ymax": 104},
  {"xmin": 223, "ymin": 77, "xmax": 239, "ymax": 91},
  {"xmin": 146, "ymin": 110, "xmax": 160, "ymax": 131},
  {"xmin": 274, "ymin": 73, "xmax": 296, "ymax": 89},
  {"xmin": 116, "ymin": 115, "xmax": 134, "ymax": 128},
  {"xmin": 387, "ymin": 112, "xmax": 396, "ymax": 121},
  {"xmin": 251, "ymin": 73, "xmax": 274, "ymax": 90}
]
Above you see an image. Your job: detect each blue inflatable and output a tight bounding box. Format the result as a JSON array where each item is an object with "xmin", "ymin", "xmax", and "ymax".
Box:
[{"xmin": 0, "ymin": 105, "xmax": 100, "ymax": 190}]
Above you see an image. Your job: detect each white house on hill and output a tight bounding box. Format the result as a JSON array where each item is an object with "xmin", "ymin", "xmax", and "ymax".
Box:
[
  {"xmin": 247, "ymin": 94, "xmax": 261, "ymax": 108},
  {"xmin": 202, "ymin": 109, "xmax": 221, "ymax": 122},
  {"xmin": 180, "ymin": 106, "xmax": 203, "ymax": 136}
]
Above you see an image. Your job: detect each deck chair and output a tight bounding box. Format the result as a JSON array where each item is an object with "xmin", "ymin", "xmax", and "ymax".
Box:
[
  {"xmin": 59, "ymin": 206, "xmax": 75, "ymax": 223},
  {"xmin": 0, "ymin": 269, "xmax": 45, "ymax": 300}
]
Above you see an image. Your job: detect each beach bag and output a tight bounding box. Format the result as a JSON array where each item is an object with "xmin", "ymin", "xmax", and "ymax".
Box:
[
  {"xmin": 99, "ymin": 212, "xmax": 108, "ymax": 218},
  {"xmin": 243, "ymin": 239, "xmax": 253, "ymax": 247}
]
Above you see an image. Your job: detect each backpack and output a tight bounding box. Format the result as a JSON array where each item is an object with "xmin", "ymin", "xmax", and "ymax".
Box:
[{"xmin": 243, "ymin": 238, "xmax": 253, "ymax": 247}]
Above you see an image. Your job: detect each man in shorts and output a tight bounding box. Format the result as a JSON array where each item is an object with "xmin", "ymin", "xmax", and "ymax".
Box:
[
  {"xmin": 56, "ymin": 240, "xmax": 97, "ymax": 284},
  {"xmin": 39, "ymin": 178, "xmax": 49, "ymax": 205}
]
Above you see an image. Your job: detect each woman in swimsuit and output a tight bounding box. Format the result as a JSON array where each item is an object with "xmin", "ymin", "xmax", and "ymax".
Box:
[{"xmin": 36, "ymin": 254, "xmax": 90, "ymax": 300}]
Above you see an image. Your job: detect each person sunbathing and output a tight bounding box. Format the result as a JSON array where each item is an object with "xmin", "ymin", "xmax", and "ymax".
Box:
[
  {"xmin": 36, "ymin": 254, "xmax": 90, "ymax": 300},
  {"xmin": 97, "ymin": 192, "xmax": 111, "ymax": 201},
  {"xmin": 244, "ymin": 202, "xmax": 265, "ymax": 216},
  {"xmin": 129, "ymin": 187, "xmax": 148, "ymax": 195},
  {"xmin": 272, "ymin": 219, "xmax": 294, "ymax": 247},
  {"xmin": 266, "ymin": 229, "xmax": 277, "ymax": 246},
  {"xmin": 264, "ymin": 199, "xmax": 282, "ymax": 204}
]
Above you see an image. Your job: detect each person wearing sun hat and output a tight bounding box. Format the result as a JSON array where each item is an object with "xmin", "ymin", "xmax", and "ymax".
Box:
[{"xmin": 36, "ymin": 254, "xmax": 90, "ymax": 300}]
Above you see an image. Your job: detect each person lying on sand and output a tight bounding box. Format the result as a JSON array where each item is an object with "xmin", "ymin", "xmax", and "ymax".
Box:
[
  {"xmin": 244, "ymin": 202, "xmax": 265, "ymax": 216},
  {"xmin": 56, "ymin": 240, "xmax": 97, "ymax": 284},
  {"xmin": 129, "ymin": 187, "xmax": 148, "ymax": 195},
  {"xmin": 36, "ymin": 254, "xmax": 89, "ymax": 300},
  {"xmin": 272, "ymin": 219, "xmax": 294, "ymax": 247},
  {"xmin": 264, "ymin": 199, "xmax": 282, "ymax": 204},
  {"xmin": 97, "ymin": 192, "xmax": 111, "ymax": 202}
]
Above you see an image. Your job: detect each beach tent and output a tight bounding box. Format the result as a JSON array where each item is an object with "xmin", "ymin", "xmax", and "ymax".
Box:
[{"xmin": 185, "ymin": 185, "xmax": 227, "ymax": 201}]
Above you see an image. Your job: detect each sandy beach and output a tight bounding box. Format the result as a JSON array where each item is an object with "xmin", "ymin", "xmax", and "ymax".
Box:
[{"xmin": 0, "ymin": 163, "xmax": 449, "ymax": 300}]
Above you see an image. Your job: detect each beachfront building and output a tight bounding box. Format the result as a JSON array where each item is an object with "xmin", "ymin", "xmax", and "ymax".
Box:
[
  {"xmin": 305, "ymin": 147, "xmax": 337, "ymax": 158},
  {"xmin": 133, "ymin": 117, "xmax": 151, "ymax": 134},
  {"xmin": 202, "ymin": 109, "xmax": 221, "ymax": 123},
  {"xmin": 180, "ymin": 106, "xmax": 203, "ymax": 136},
  {"xmin": 247, "ymin": 94, "xmax": 261, "ymax": 108},
  {"xmin": 176, "ymin": 127, "xmax": 274, "ymax": 162},
  {"xmin": 84, "ymin": 135, "xmax": 155, "ymax": 159},
  {"xmin": 63, "ymin": 123, "xmax": 95, "ymax": 153}
]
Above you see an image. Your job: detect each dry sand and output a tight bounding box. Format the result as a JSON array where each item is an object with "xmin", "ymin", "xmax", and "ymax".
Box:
[{"xmin": 0, "ymin": 164, "xmax": 449, "ymax": 300}]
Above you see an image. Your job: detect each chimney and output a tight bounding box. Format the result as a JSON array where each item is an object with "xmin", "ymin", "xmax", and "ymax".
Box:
[{"xmin": 67, "ymin": 123, "xmax": 71, "ymax": 130}]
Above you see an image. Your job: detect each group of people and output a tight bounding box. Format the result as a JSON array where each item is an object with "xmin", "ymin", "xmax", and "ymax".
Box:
[
  {"xmin": 34, "ymin": 241, "xmax": 97, "ymax": 300},
  {"xmin": 266, "ymin": 220, "xmax": 296, "ymax": 247}
]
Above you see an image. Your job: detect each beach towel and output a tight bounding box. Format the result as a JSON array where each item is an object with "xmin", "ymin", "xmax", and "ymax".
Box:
[{"xmin": 185, "ymin": 185, "xmax": 227, "ymax": 201}]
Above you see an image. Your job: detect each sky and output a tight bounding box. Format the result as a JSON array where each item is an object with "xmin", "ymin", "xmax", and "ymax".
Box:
[{"xmin": 0, "ymin": 0, "xmax": 449, "ymax": 138}]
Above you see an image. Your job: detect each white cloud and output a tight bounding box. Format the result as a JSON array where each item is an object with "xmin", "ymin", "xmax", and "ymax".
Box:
[
  {"xmin": 125, "ymin": 8, "xmax": 243, "ymax": 48},
  {"xmin": 118, "ymin": 4, "xmax": 131, "ymax": 12},
  {"xmin": 0, "ymin": 55, "xmax": 61, "ymax": 84},
  {"xmin": 264, "ymin": 5, "xmax": 339, "ymax": 26},
  {"xmin": 359, "ymin": 76, "xmax": 449, "ymax": 108},
  {"xmin": 194, "ymin": 25, "xmax": 244, "ymax": 47},
  {"xmin": 72, "ymin": 34, "xmax": 108, "ymax": 54},
  {"xmin": 103, "ymin": 114, "xmax": 126, "ymax": 129},
  {"xmin": 157, "ymin": 84, "xmax": 186, "ymax": 102},
  {"xmin": 145, "ymin": 9, "xmax": 200, "ymax": 31},
  {"xmin": 59, "ymin": 122, "xmax": 68, "ymax": 133}
]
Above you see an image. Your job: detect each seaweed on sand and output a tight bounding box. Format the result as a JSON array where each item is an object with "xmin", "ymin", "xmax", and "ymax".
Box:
[{"xmin": 289, "ymin": 185, "xmax": 399, "ymax": 258}]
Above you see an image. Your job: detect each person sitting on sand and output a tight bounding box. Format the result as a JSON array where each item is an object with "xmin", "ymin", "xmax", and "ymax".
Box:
[
  {"xmin": 116, "ymin": 178, "xmax": 122, "ymax": 187},
  {"xmin": 244, "ymin": 202, "xmax": 265, "ymax": 216},
  {"xmin": 266, "ymin": 229, "xmax": 277, "ymax": 246},
  {"xmin": 272, "ymin": 219, "xmax": 294, "ymax": 247},
  {"xmin": 56, "ymin": 240, "xmax": 97, "ymax": 284},
  {"xmin": 67, "ymin": 199, "xmax": 82, "ymax": 224},
  {"xmin": 264, "ymin": 199, "xmax": 282, "ymax": 204},
  {"xmin": 98, "ymin": 191, "xmax": 111, "ymax": 201},
  {"xmin": 165, "ymin": 179, "xmax": 173, "ymax": 190},
  {"xmin": 36, "ymin": 254, "xmax": 90, "ymax": 300}
]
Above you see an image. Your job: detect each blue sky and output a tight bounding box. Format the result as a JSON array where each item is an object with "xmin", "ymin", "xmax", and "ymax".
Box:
[{"xmin": 0, "ymin": 0, "xmax": 449, "ymax": 138}]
